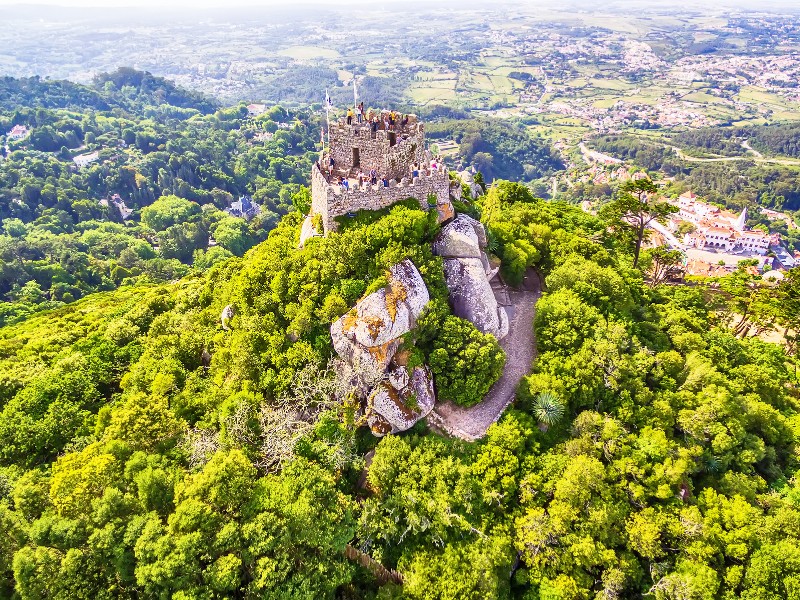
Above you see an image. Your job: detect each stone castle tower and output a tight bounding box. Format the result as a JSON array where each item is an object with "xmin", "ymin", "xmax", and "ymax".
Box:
[{"xmin": 307, "ymin": 112, "xmax": 451, "ymax": 236}]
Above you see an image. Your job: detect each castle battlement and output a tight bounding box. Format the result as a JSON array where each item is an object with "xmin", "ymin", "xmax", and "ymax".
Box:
[
  {"xmin": 308, "ymin": 112, "xmax": 452, "ymax": 235},
  {"xmin": 311, "ymin": 163, "xmax": 450, "ymax": 232}
]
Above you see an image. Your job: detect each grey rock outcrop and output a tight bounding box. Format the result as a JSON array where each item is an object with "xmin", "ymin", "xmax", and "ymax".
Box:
[
  {"xmin": 432, "ymin": 212, "xmax": 484, "ymax": 258},
  {"xmin": 456, "ymin": 170, "xmax": 483, "ymax": 200},
  {"xmin": 433, "ymin": 214, "xmax": 508, "ymax": 339},
  {"xmin": 298, "ymin": 214, "xmax": 322, "ymax": 248},
  {"xmin": 221, "ymin": 305, "xmax": 235, "ymax": 330},
  {"xmin": 331, "ymin": 259, "xmax": 430, "ymax": 373},
  {"xmin": 366, "ymin": 365, "xmax": 436, "ymax": 436}
]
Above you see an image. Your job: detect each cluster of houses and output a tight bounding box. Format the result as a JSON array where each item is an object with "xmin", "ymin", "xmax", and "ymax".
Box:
[
  {"xmin": 98, "ymin": 194, "xmax": 134, "ymax": 220},
  {"xmin": 671, "ymin": 191, "xmax": 776, "ymax": 255},
  {"xmin": 6, "ymin": 125, "xmax": 30, "ymax": 142}
]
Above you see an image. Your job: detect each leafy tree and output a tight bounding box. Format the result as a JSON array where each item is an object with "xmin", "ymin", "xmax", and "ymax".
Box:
[
  {"xmin": 141, "ymin": 195, "xmax": 201, "ymax": 231},
  {"xmin": 600, "ymin": 178, "xmax": 677, "ymax": 268},
  {"xmin": 429, "ymin": 316, "xmax": 505, "ymax": 407},
  {"xmin": 640, "ymin": 245, "xmax": 684, "ymax": 287}
]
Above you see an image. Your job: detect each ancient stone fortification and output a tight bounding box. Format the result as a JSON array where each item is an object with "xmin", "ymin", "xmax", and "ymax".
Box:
[{"xmin": 309, "ymin": 112, "xmax": 451, "ymax": 234}]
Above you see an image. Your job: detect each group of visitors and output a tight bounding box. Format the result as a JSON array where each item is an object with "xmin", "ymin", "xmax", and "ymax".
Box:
[
  {"xmin": 408, "ymin": 157, "xmax": 444, "ymax": 179},
  {"xmin": 335, "ymin": 170, "xmax": 389, "ymax": 191},
  {"xmin": 344, "ymin": 105, "xmax": 410, "ymax": 132}
]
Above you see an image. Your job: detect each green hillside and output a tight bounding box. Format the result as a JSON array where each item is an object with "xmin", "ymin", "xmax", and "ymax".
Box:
[{"xmin": 0, "ymin": 178, "xmax": 799, "ymax": 598}]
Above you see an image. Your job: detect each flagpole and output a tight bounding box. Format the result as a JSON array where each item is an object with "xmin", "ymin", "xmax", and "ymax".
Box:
[
  {"xmin": 324, "ymin": 88, "xmax": 330, "ymax": 150},
  {"xmin": 353, "ymin": 74, "xmax": 357, "ymax": 111}
]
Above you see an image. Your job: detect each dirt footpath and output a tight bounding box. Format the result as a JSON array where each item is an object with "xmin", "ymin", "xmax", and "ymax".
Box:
[{"xmin": 429, "ymin": 270, "xmax": 541, "ymax": 440}]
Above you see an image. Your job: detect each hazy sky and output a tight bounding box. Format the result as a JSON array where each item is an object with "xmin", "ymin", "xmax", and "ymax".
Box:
[
  {"xmin": 1, "ymin": 0, "xmax": 798, "ymax": 8},
  {"xmin": 0, "ymin": 0, "xmax": 378, "ymax": 6},
  {"xmin": 2, "ymin": 0, "xmax": 375, "ymax": 5}
]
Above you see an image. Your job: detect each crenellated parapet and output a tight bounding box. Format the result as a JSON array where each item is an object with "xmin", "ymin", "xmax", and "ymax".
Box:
[
  {"xmin": 309, "ymin": 111, "xmax": 452, "ymax": 235},
  {"xmin": 327, "ymin": 120, "xmax": 426, "ymax": 180},
  {"xmin": 311, "ymin": 163, "xmax": 449, "ymax": 233}
]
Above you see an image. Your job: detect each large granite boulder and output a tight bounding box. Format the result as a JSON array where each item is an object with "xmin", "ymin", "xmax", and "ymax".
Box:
[
  {"xmin": 433, "ymin": 213, "xmax": 485, "ymax": 258},
  {"xmin": 366, "ymin": 365, "xmax": 436, "ymax": 436},
  {"xmin": 457, "ymin": 170, "xmax": 483, "ymax": 199},
  {"xmin": 331, "ymin": 259, "xmax": 430, "ymax": 372},
  {"xmin": 433, "ymin": 214, "xmax": 508, "ymax": 339},
  {"xmin": 443, "ymin": 258, "xmax": 509, "ymax": 339}
]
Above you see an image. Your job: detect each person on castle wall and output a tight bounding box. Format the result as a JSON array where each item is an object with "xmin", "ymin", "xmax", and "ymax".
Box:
[
  {"xmin": 370, "ymin": 168, "xmax": 378, "ymax": 185},
  {"xmin": 401, "ymin": 114, "xmax": 409, "ymax": 130},
  {"xmin": 328, "ymin": 155, "xmax": 335, "ymax": 179},
  {"xmin": 382, "ymin": 176, "xmax": 389, "ymax": 187},
  {"xmin": 371, "ymin": 117, "xmax": 379, "ymax": 135},
  {"xmin": 388, "ymin": 112, "xmax": 396, "ymax": 131},
  {"xmin": 347, "ymin": 108, "xmax": 354, "ymax": 125},
  {"xmin": 411, "ymin": 163, "xmax": 419, "ymax": 179},
  {"xmin": 383, "ymin": 115, "xmax": 390, "ymax": 131},
  {"xmin": 358, "ymin": 102, "xmax": 364, "ymax": 123}
]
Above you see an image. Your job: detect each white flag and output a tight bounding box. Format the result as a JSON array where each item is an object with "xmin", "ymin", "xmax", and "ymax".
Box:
[{"xmin": 325, "ymin": 89, "xmax": 332, "ymax": 109}]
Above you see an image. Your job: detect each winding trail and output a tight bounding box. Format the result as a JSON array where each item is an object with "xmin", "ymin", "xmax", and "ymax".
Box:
[{"xmin": 428, "ymin": 269, "xmax": 542, "ymax": 441}]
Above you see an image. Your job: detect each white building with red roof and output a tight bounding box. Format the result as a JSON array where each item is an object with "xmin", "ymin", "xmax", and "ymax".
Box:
[
  {"xmin": 6, "ymin": 125, "xmax": 30, "ymax": 141},
  {"xmin": 671, "ymin": 192, "xmax": 772, "ymax": 255}
]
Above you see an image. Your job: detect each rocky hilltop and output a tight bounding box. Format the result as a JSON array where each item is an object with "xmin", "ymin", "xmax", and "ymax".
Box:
[{"xmin": 330, "ymin": 211, "xmax": 513, "ymax": 437}]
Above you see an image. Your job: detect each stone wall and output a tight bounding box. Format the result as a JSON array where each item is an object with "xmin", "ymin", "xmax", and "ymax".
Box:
[
  {"xmin": 311, "ymin": 163, "xmax": 449, "ymax": 233},
  {"xmin": 328, "ymin": 121, "xmax": 426, "ymax": 180}
]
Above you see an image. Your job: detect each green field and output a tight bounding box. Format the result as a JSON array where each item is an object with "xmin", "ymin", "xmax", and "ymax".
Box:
[{"xmin": 278, "ymin": 45, "xmax": 341, "ymax": 60}]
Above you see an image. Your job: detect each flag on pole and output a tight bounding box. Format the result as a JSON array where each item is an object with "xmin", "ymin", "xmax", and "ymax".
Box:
[{"xmin": 323, "ymin": 89, "xmax": 331, "ymax": 149}]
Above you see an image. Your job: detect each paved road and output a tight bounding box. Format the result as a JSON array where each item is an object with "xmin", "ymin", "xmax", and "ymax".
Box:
[
  {"xmin": 671, "ymin": 145, "xmax": 800, "ymax": 166},
  {"xmin": 429, "ymin": 270, "xmax": 541, "ymax": 441}
]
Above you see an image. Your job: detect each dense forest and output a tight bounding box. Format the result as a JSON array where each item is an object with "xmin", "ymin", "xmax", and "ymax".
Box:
[
  {"xmin": 0, "ymin": 170, "xmax": 799, "ymax": 598},
  {"xmin": 672, "ymin": 123, "xmax": 800, "ymax": 159},
  {"xmin": 426, "ymin": 118, "xmax": 563, "ymax": 181},
  {"xmin": 0, "ymin": 71, "xmax": 319, "ymax": 324},
  {"xmin": 1, "ymin": 68, "xmax": 217, "ymax": 114},
  {"xmin": 2, "ymin": 69, "xmax": 800, "ymax": 600},
  {"xmin": 590, "ymin": 134, "xmax": 800, "ymax": 215}
]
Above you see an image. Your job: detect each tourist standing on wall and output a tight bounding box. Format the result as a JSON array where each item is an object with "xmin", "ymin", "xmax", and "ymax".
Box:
[
  {"xmin": 347, "ymin": 108, "xmax": 354, "ymax": 125},
  {"xmin": 358, "ymin": 102, "xmax": 364, "ymax": 124}
]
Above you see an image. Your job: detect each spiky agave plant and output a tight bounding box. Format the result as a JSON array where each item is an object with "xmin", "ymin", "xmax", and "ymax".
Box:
[{"xmin": 533, "ymin": 391, "xmax": 565, "ymax": 431}]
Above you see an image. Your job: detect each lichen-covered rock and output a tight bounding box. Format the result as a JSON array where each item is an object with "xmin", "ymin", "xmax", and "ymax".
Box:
[
  {"xmin": 367, "ymin": 365, "xmax": 436, "ymax": 436},
  {"xmin": 331, "ymin": 259, "xmax": 430, "ymax": 372},
  {"xmin": 436, "ymin": 198, "xmax": 455, "ymax": 224}
]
